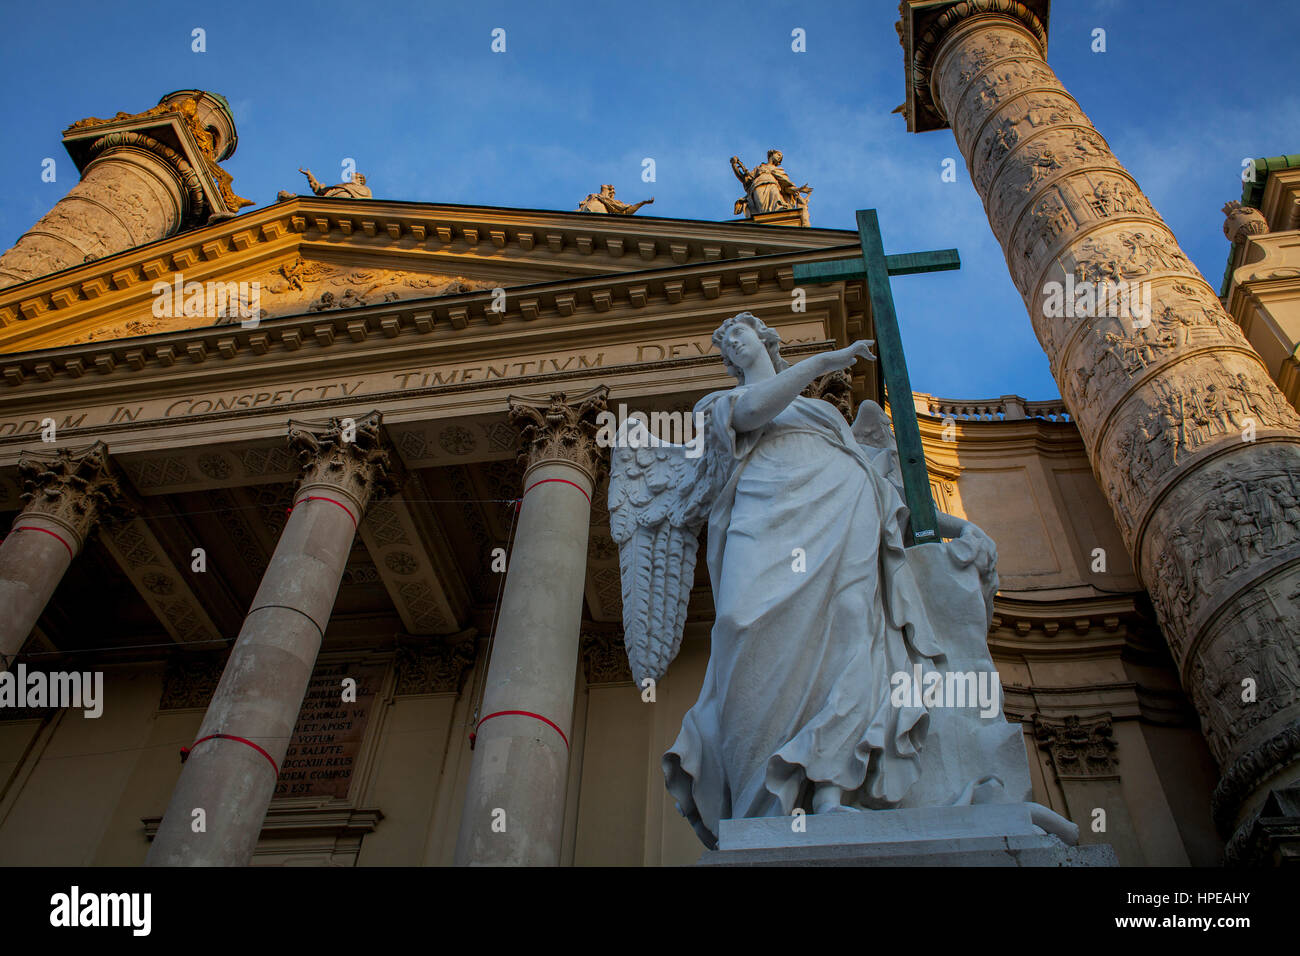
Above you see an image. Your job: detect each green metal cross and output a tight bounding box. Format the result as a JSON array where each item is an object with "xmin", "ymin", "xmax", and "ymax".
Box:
[{"xmin": 792, "ymin": 209, "xmax": 960, "ymax": 547}]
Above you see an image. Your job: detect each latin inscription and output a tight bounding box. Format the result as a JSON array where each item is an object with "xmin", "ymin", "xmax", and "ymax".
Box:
[
  {"xmin": 0, "ymin": 326, "xmax": 827, "ymax": 436},
  {"xmin": 274, "ymin": 660, "xmax": 387, "ymax": 800}
]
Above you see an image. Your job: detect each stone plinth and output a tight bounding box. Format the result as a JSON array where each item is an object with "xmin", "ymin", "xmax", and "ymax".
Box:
[{"xmin": 699, "ymin": 804, "xmax": 1117, "ymax": 867}]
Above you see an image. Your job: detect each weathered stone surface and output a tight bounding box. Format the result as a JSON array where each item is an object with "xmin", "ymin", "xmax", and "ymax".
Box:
[
  {"xmin": 455, "ymin": 389, "xmax": 607, "ymax": 866},
  {"xmin": 145, "ymin": 413, "xmax": 396, "ymax": 866}
]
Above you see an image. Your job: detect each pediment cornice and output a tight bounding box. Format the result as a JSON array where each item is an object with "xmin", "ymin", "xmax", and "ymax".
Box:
[
  {"xmin": 0, "ymin": 196, "xmax": 857, "ymax": 353},
  {"xmin": 0, "ymin": 246, "xmax": 861, "ymax": 393}
]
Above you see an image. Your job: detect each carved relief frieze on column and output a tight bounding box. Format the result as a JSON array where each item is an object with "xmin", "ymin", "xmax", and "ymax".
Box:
[
  {"xmin": 0, "ymin": 90, "xmax": 250, "ymax": 289},
  {"xmin": 900, "ymin": 0, "xmax": 1300, "ymax": 844}
]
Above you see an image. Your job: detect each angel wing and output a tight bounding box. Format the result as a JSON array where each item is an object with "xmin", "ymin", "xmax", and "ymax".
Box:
[
  {"xmin": 852, "ymin": 399, "xmax": 906, "ymax": 498},
  {"xmin": 607, "ymin": 413, "xmax": 726, "ymax": 685}
]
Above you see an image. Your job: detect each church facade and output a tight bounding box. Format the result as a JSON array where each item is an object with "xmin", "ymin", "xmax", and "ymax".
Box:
[{"xmin": 0, "ymin": 2, "xmax": 1297, "ymax": 867}]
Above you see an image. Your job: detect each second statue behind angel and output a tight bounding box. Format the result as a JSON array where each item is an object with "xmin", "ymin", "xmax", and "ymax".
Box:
[{"xmin": 609, "ymin": 311, "xmax": 1055, "ymax": 850}]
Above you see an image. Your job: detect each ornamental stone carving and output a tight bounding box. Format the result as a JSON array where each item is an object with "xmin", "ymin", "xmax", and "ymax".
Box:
[
  {"xmin": 158, "ymin": 652, "xmax": 228, "ymax": 710},
  {"xmin": 801, "ymin": 369, "xmax": 856, "ymax": 424},
  {"xmin": 507, "ymin": 386, "xmax": 610, "ymax": 481},
  {"xmin": 287, "ymin": 410, "xmax": 400, "ymax": 510},
  {"xmin": 0, "ymin": 90, "xmax": 248, "ymax": 289},
  {"xmin": 898, "ymin": 0, "xmax": 1300, "ymax": 845},
  {"xmin": 730, "ymin": 149, "xmax": 812, "ymax": 224},
  {"xmin": 1223, "ymin": 200, "xmax": 1269, "ymax": 244},
  {"xmin": 394, "ymin": 635, "xmax": 476, "ymax": 695},
  {"xmin": 577, "ymin": 185, "xmax": 654, "ymax": 215},
  {"xmin": 580, "ymin": 625, "xmax": 633, "ymax": 685},
  {"xmin": 15, "ymin": 441, "xmax": 124, "ymax": 544},
  {"xmin": 278, "ymin": 167, "xmax": 372, "ymax": 202},
  {"xmin": 1033, "ymin": 713, "xmax": 1119, "ymax": 780}
]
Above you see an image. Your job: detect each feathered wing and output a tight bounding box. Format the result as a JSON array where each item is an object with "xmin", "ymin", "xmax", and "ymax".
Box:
[{"xmin": 607, "ymin": 414, "xmax": 726, "ymax": 685}]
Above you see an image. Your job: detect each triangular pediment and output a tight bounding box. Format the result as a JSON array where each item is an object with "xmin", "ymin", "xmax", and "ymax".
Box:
[{"xmin": 0, "ymin": 196, "xmax": 857, "ymax": 352}]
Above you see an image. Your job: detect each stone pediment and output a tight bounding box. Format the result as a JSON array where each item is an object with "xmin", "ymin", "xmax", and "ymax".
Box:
[
  {"xmin": 0, "ymin": 196, "xmax": 856, "ymax": 353},
  {"xmin": 255, "ymin": 257, "xmax": 495, "ymax": 318},
  {"xmin": 68, "ymin": 257, "xmax": 498, "ymax": 345}
]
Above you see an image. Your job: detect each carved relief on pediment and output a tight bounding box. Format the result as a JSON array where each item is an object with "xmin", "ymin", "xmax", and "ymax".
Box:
[
  {"xmin": 256, "ymin": 256, "xmax": 498, "ymax": 318},
  {"xmin": 62, "ymin": 256, "xmax": 502, "ymax": 346}
]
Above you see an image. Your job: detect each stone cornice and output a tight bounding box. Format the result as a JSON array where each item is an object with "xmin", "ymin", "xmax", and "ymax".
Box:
[
  {"xmin": 0, "ymin": 197, "xmax": 859, "ymax": 349},
  {"xmin": 986, "ymin": 592, "xmax": 1151, "ymax": 653}
]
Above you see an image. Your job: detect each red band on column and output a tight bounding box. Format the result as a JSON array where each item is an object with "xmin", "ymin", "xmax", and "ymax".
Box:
[
  {"xmin": 521, "ymin": 478, "xmax": 590, "ymax": 503},
  {"xmin": 475, "ymin": 710, "xmax": 570, "ymax": 749},
  {"xmin": 11, "ymin": 525, "xmax": 75, "ymax": 560},
  {"xmin": 291, "ymin": 495, "xmax": 357, "ymax": 528},
  {"xmin": 182, "ymin": 733, "xmax": 280, "ymax": 775}
]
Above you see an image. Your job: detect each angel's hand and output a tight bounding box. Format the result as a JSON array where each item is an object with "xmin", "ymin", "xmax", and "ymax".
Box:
[{"xmin": 822, "ymin": 339, "xmax": 876, "ymax": 374}]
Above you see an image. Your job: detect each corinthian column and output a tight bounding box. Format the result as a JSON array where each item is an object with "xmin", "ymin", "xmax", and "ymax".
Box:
[
  {"xmin": 899, "ymin": 1, "xmax": 1300, "ymax": 855},
  {"xmin": 0, "ymin": 90, "xmax": 249, "ymax": 289},
  {"xmin": 0, "ymin": 442, "xmax": 121, "ymax": 670},
  {"xmin": 455, "ymin": 386, "xmax": 608, "ymax": 866},
  {"xmin": 146, "ymin": 412, "xmax": 396, "ymax": 866}
]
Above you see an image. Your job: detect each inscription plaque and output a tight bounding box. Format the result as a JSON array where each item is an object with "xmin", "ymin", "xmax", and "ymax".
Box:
[{"xmin": 275, "ymin": 659, "xmax": 388, "ymax": 800}]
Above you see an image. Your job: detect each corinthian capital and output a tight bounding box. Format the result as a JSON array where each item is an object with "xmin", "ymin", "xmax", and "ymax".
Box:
[
  {"xmin": 15, "ymin": 440, "xmax": 124, "ymax": 545},
  {"xmin": 287, "ymin": 410, "xmax": 400, "ymax": 512},
  {"xmin": 508, "ymin": 386, "xmax": 610, "ymax": 481}
]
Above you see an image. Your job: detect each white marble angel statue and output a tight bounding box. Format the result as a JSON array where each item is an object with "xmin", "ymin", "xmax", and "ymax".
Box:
[{"xmin": 609, "ymin": 311, "xmax": 1043, "ymax": 850}]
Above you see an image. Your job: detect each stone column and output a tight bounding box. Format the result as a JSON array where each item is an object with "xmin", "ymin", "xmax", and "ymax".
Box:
[
  {"xmin": 899, "ymin": 1, "xmax": 1300, "ymax": 855},
  {"xmin": 0, "ymin": 90, "xmax": 247, "ymax": 289},
  {"xmin": 0, "ymin": 442, "xmax": 120, "ymax": 670},
  {"xmin": 454, "ymin": 386, "xmax": 608, "ymax": 866},
  {"xmin": 146, "ymin": 412, "xmax": 396, "ymax": 866}
]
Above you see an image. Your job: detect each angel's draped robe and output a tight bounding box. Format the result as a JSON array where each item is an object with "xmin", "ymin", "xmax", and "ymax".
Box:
[{"xmin": 663, "ymin": 389, "xmax": 947, "ymax": 849}]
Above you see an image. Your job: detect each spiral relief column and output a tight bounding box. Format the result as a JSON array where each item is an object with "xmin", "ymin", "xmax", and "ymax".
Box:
[
  {"xmin": 899, "ymin": 1, "xmax": 1300, "ymax": 856},
  {"xmin": 0, "ymin": 90, "xmax": 250, "ymax": 289}
]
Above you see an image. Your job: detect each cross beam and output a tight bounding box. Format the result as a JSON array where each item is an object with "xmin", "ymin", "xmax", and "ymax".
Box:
[{"xmin": 792, "ymin": 209, "xmax": 960, "ymax": 546}]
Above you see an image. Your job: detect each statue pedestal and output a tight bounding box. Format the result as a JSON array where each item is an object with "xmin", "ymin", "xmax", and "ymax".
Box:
[{"xmin": 696, "ymin": 804, "xmax": 1118, "ymax": 867}]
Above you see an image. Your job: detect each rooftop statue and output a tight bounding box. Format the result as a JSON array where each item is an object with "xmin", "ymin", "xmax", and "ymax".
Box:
[
  {"xmin": 730, "ymin": 149, "xmax": 812, "ymax": 225},
  {"xmin": 577, "ymin": 184, "xmax": 654, "ymax": 215},
  {"xmin": 277, "ymin": 168, "xmax": 372, "ymax": 202},
  {"xmin": 609, "ymin": 311, "xmax": 1073, "ymax": 849}
]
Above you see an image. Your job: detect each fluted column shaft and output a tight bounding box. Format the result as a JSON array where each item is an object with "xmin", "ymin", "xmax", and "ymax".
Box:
[
  {"xmin": 455, "ymin": 387, "xmax": 607, "ymax": 866},
  {"xmin": 146, "ymin": 413, "xmax": 395, "ymax": 866},
  {"xmin": 911, "ymin": 4, "xmax": 1300, "ymax": 848},
  {"xmin": 0, "ymin": 442, "xmax": 119, "ymax": 669}
]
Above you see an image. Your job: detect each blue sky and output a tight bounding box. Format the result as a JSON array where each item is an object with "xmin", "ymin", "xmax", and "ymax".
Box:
[{"xmin": 2, "ymin": 0, "xmax": 1297, "ymax": 400}]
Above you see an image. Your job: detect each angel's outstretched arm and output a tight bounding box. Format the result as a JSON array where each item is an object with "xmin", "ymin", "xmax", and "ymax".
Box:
[{"xmin": 732, "ymin": 340, "xmax": 875, "ymax": 432}]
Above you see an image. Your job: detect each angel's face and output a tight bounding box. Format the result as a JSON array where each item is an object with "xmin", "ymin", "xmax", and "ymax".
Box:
[{"xmin": 721, "ymin": 322, "xmax": 770, "ymax": 380}]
